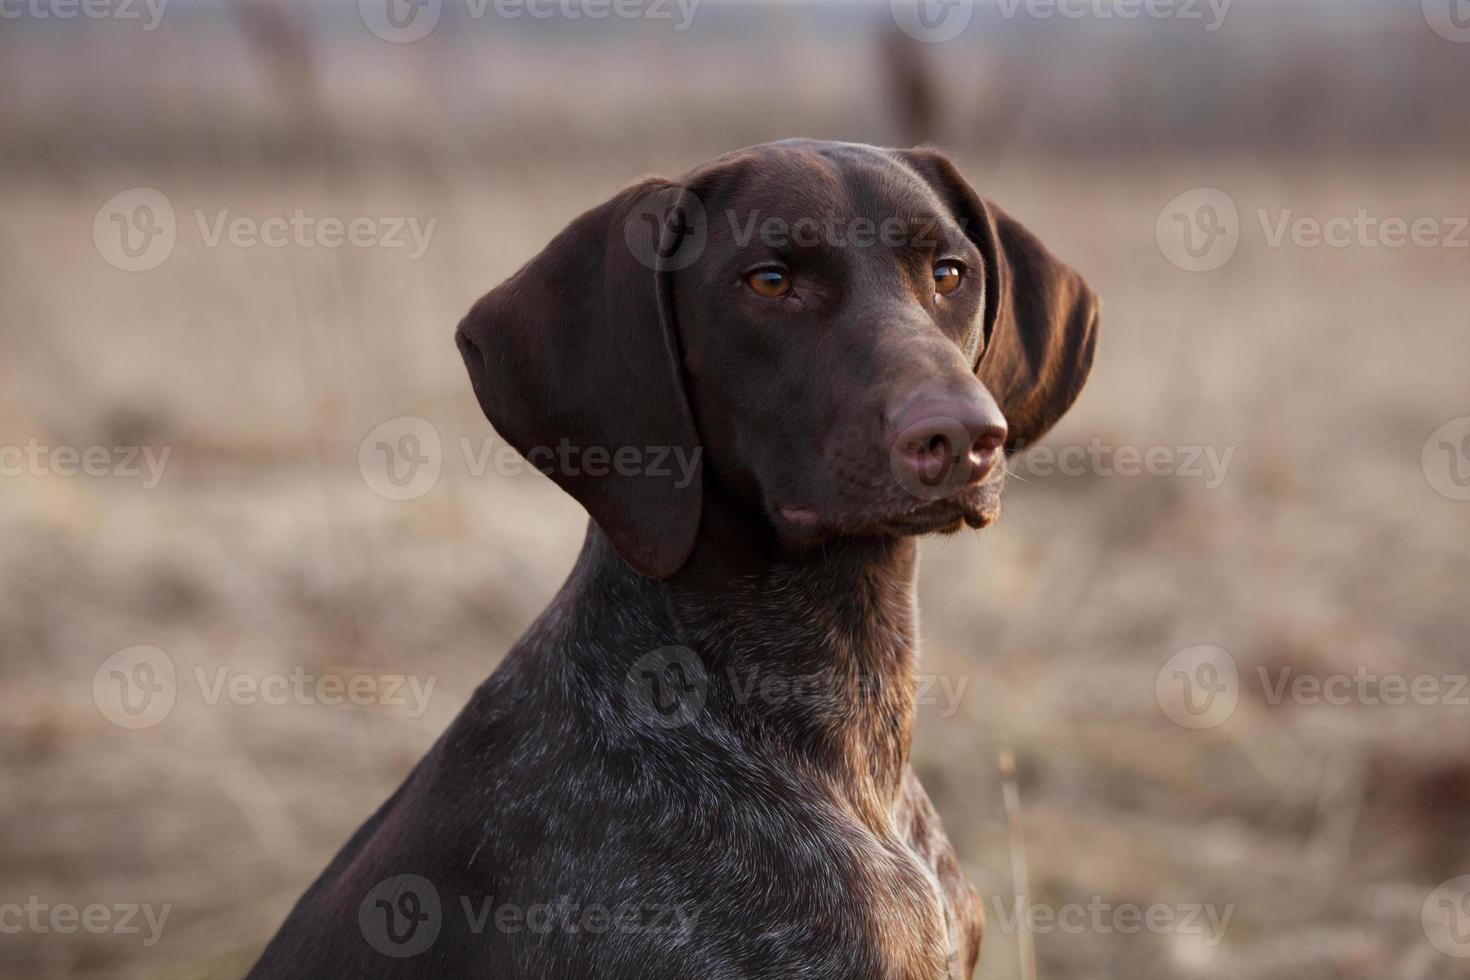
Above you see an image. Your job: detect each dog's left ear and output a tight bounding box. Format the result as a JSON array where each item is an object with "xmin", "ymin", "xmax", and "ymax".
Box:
[{"xmin": 894, "ymin": 147, "xmax": 1100, "ymax": 450}]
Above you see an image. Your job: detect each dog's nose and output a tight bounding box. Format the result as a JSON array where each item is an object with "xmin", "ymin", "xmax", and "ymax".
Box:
[{"xmin": 889, "ymin": 395, "xmax": 1008, "ymax": 492}]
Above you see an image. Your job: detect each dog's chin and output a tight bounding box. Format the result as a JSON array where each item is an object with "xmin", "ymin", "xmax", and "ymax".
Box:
[{"xmin": 774, "ymin": 480, "xmax": 1004, "ymax": 545}]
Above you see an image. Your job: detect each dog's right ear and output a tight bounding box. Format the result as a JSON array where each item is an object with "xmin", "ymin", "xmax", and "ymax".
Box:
[
  {"xmin": 455, "ymin": 179, "xmax": 704, "ymax": 580},
  {"xmin": 894, "ymin": 148, "xmax": 1100, "ymax": 452}
]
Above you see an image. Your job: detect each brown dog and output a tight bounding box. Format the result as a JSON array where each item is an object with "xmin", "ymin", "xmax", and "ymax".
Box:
[{"xmin": 251, "ymin": 140, "xmax": 1097, "ymax": 979}]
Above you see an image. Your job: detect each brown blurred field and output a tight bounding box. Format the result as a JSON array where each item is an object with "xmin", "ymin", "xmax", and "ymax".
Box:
[{"xmin": 3, "ymin": 2, "xmax": 1470, "ymax": 978}]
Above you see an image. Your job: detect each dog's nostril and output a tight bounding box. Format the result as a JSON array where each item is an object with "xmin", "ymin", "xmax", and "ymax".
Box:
[
  {"xmin": 926, "ymin": 434, "xmax": 950, "ymax": 458},
  {"xmin": 970, "ymin": 425, "xmax": 1006, "ymax": 460}
]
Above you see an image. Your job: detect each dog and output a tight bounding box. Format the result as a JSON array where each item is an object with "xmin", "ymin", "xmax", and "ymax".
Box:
[{"xmin": 249, "ymin": 140, "xmax": 1098, "ymax": 979}]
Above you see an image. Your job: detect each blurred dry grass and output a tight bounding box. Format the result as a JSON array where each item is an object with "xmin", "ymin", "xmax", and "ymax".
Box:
[{"xmin": 3, "ymin": 3, "xmax": 1470, "ymax": 978}]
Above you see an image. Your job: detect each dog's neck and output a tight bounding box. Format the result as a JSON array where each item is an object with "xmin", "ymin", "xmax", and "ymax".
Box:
[{"xmin": 565, "ymin": 492, "xmax": 922, "ymax": 825}]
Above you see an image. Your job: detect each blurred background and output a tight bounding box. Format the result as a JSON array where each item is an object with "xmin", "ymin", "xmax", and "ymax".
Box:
[{"xmin": 3, "ymin": 0, "xmax": 1470, "ymax": 977}]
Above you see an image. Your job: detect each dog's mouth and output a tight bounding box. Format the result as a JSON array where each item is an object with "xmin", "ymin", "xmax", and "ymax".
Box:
[{"xmin": 775, "ymin": 471, "xmax": 1004, "ymax": 540}]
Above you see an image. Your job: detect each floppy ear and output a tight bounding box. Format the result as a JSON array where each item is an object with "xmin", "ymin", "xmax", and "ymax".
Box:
[
  {"xmin": 454, "ymin": 179, "xmax": 703, "ymax": 579},
  {"xmin": 894, "ymin": 148, "xmax": 1100, "ymax": 451}
]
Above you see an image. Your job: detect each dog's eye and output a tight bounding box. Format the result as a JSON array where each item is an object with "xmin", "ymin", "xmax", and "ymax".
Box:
[
  {"xmin": 933, "ymin": 262, "xmax": 963, "ymax": 296},
  {"xmin": 744, "ymin": 267, "xmax": 791, "ymax": 299}
]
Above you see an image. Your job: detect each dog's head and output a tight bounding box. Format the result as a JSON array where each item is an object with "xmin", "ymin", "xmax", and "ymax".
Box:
[{"xmin": 456, "ymin": 141, "xmax": 1098, "ymax": 578}]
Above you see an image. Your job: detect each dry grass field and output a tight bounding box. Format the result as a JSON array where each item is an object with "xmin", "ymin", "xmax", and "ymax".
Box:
[{"xmin": 2, "ymin": 3, "xmax": 1469, "ymax": 978}]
